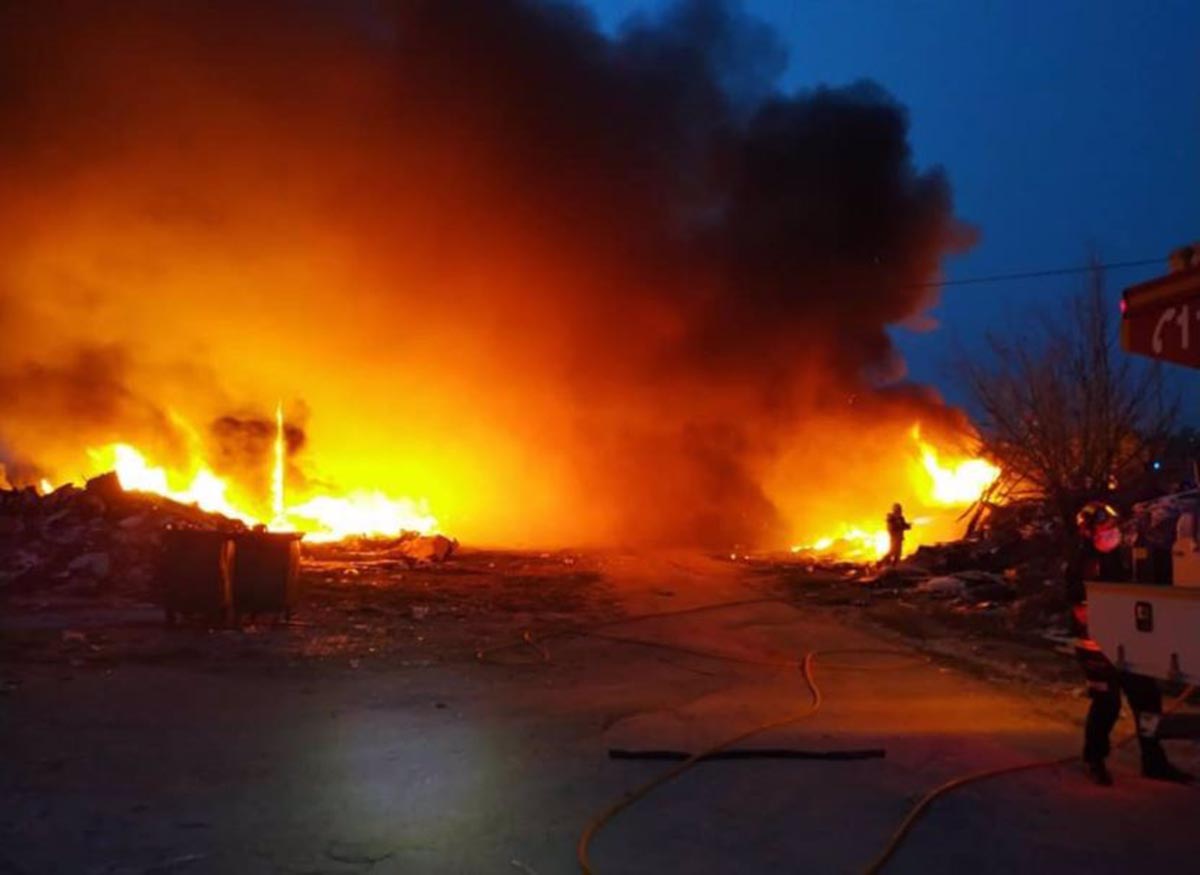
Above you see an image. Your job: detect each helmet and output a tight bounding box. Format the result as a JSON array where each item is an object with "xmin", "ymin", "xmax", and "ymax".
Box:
[
  {"xmin": 1076, "ymin": 500, "xmax": 1117, "ymax": 534},
  {"xmin": 1076, "ymin": 501, "xmax": 1121, "ymax": 553}
]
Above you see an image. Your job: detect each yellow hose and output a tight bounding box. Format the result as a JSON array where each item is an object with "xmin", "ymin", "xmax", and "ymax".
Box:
[
  {"xmin": 477, "ymin": 598, "xmax": 918, "ymax": 873},
  {"xmin": 577, "ymin": 650, "xmax": 823, "ymax": 875},
  {"xmin": 477, "ymin": 596, "xmax": 1193, "ymax": 875},
  {"xmin": 862, "ymin": 683, "xmax": 1196, "ymax": 874}
]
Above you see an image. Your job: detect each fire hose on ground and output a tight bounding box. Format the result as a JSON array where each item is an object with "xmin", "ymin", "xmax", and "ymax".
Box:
[{"xmin": 475, "ymin": 596, "xmax": 1195, "ymax": 875}]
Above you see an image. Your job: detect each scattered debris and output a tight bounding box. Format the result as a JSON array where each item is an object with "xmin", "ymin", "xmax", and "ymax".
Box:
[
  {"xmin": 773, "ymin": 497, "xmax": 1074, "ymax": 641},
  {"xmin": 1, "ymin": 474, "xmax": 460, "ymax": 607},
  {"xmin": 0, "ymin": 475, "xmax": 247, "ymax": 599},
  {"xmin": 67, "ymin": 551, "xmax": 112, "ymax": 580},
  {"xmin": 396, "ymin": 533, "xmax": 458, "ymax": 564},
  {"xmin": 918, "ymin": 575, "xmax": 967, "ymax": 597},
  {"xmin": 303, "ymin": 532, "xmax": 459, "ymax": 566},
  {"xmin": 869, "ymin": 563, "xmax": 929, "ymax": 589}
]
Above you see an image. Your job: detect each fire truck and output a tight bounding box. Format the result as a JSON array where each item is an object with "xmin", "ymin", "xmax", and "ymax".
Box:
[{"xmin": 1087, "ymin": 244, "xmax": 1200, "ymax": 683}]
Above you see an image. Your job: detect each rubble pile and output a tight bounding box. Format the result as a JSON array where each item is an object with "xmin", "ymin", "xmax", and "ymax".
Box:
[
  {"xmin": 0, "ymin": 473, "xmax": 247, "ymax": 598},
  {"xmin": 0, "ymin": 474, "xmax": 463, "ymax": 601},
  {"xmin": 779, "ymin": 488, "xmax": 1165, "ymax": 644},
  {"xmin": 859, "ymin": 500, "xmax": 1071, "ymax": 635},
  {"xmin": 783, "ymin": 492, "xmax": 1200, "ymax": 643},
  {"xmin": 909, "ymin": 500, "xmax": 1061, "ymax": 575}
]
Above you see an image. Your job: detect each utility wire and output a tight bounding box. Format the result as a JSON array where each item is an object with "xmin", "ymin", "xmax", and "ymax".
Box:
[{"xmin": 905, "ymin": 257, "xmax": 1162, "ymax": 290}]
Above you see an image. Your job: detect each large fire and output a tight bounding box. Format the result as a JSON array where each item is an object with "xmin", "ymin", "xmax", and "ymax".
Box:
[
  {"xmin": 37, "ymin": 414, "xmax": 990, "ymax": 556},
  {"xmin": 0, "ymin": 2, "xmax": 986, "ymax": 552},
  {"xmin": 52, "ymin": 407, "xmax": 439, "ymax": 543},
  {"xmin": 788, "ymin": 425, "xmax": 999, "ymax": 562}
]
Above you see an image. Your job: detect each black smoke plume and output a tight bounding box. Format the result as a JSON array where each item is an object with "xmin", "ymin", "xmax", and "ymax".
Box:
[{"xmin": 0, "ymin": 0, "xmax": 974, "ymax": 546}]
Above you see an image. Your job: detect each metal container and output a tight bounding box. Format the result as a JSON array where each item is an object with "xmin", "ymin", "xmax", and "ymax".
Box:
[
  {"xmin": 232, "ymin": 532, "xmax": 303, "ymax": 622},
  {"xmin": 160, "ymin": 529, "xmax": 235, "ymax": 626},
  {"xmin": 1087, "ymin": 581, "xmax": 1200, "ymax": 684}
]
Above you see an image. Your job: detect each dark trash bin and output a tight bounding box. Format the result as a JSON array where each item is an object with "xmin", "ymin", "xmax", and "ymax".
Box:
[
  {"xmin": 160, "ymin": 529, "xmax": 235, "ymax": 626},
  {"xmin": 232, "ymin": 531, "xmax": 303, "ymax": 622}
]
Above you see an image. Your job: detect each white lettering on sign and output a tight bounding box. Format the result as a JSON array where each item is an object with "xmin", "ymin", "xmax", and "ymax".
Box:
[
  {"xmin": 1152, "ymin": 304, "xmax": 1195, "ymax": 354},
  {"xmin": 1153, "ymin": 307, "xmax": 1176, "ymax": 353}
]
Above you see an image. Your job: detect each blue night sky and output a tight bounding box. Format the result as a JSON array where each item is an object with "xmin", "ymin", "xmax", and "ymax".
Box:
[{"xmin": 587, "ymin": 0, "xmax": 1200, "ymax": 406}]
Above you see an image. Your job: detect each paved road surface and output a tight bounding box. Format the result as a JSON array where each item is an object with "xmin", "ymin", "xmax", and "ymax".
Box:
[{"xmin": 3, "ymin": 553, "xmax": 1198, "ymax": 874}]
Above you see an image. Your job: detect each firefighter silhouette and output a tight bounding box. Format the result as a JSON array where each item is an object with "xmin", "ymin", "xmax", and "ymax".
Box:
[
  {"xmin": 1068, "ymin": 501, "xmax": 1191, "ymax": 786},
  {"xmin": 884, "ymin": 503, "xmax": 910, "ymax": 566}
]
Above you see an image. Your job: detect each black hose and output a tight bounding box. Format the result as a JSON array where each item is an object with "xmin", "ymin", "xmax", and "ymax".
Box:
[{"xmin": 609, "ymin": 747, "xmax": 886, "ymax": 761}]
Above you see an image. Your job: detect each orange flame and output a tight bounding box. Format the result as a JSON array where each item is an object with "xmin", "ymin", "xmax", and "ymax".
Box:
[
  {"xmin": 912, "ymin": 425, "xmax": 999, "ymax": 506},
  {"xmin": 789, "ymin": 423, "xmax": 998, "ymax": 561},
  {"xmin": 285, "ymin": 492, "xmax": 438, "ymax": 542},
  {"xmin": 55, "ymin": 411, "xmax": 440, "ymax": 541},
  {"xmin": 86, "ymin": 443, "xmax": 257, "ymax": 525}
]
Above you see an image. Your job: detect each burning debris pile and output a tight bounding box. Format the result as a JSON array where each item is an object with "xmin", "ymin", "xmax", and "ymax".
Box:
[
  {"xmin": 0, "ymin": 388, "xmax": 455, "ymax": 610},
  {"xmin": 844, "ymin": 499, "xmax": 1070, "ymax": 634},
  {"xmin": 761, "ymin": 489, "xmax": 1081, "ymax": 647},
  {"xmin": 0, "ymin": 474, "xmax": 246, "ymax": 598},
  {"xmin": 0, "ymin": 472, "xmax": 457, "ymax": 602}
]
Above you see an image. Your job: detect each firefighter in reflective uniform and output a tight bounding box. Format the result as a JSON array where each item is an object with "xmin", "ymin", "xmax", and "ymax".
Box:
[{"xmin": 1068, "ymin": 501, "xmax": 1192, "ymax": 786}]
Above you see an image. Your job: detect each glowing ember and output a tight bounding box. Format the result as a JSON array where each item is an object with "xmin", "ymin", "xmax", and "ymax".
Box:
[{"xmin": 790, "ymin": 424, "xmax": 999, "ymax": 562}]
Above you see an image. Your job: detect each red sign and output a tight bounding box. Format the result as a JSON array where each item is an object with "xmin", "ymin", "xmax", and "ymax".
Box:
[{"xmin": 1122, "ymin": 267, "xmax": 1200, "ymax": 369}]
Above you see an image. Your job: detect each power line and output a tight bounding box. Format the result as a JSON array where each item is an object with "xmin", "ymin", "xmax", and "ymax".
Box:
[{"xmin": 906, "ymin": 257, "xmax": 1163, "ymax": 290}]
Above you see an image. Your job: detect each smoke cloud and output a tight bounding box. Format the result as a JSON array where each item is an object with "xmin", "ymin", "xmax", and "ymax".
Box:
[{"xmin": 0, "ymin": 0, "xmax": 974, "ymax": 547}]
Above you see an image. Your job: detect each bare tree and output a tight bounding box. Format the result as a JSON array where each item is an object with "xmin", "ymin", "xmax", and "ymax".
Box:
[{"xmin": 961, "ymin": 261, "xmax": 1176, "ymax": 529}]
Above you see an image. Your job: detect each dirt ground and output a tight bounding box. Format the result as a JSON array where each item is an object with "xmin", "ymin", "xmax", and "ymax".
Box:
[{"xmin": 3, "ymin": 549, "xmax": 1199, "ymax": 874}]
